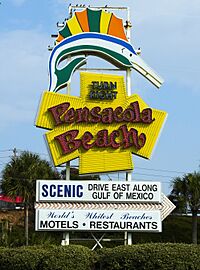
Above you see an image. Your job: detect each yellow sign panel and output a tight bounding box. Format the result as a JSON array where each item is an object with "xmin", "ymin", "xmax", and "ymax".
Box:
[{"xmin": 36, "ymin": 73, "xmax": 167, "ymax": 174}]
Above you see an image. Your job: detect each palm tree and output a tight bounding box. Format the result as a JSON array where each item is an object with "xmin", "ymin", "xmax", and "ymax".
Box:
[
  {"xmin": 1, "ymin": 151, "xmax": 60, "ymax": 245},
  {"xmin": 61, "ymin": 167, "xmax": 100, "ymax": 180},
  {"xmin": 171, "ymin": 172, "xmax": 200, "ymax": 244}
]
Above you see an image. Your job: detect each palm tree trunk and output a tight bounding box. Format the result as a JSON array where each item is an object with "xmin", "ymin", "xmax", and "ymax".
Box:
[
  {"xmin": 24, "ymin": 203, "xmax": 29, "ymax": 246},
  {"xmin": 192, "ymin": 210, "xmax": 198, "ymax": 244}
]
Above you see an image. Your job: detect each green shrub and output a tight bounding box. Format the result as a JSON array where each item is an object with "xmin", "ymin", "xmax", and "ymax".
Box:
[
  {"xmin": 39, "ymin": 245, "xmax": 96, "ymax": 270},
  {"xmin": 0, "ymin": 243, "xmax": 200, "ymax": 270},
  {"xmin": 0, "ymin": 245, "xmax": 96, "ymax": 270},
  {"xmin": 0, "ymin": 246, "xmax": 46, "ymax": 270},
  {"xmin": 97, "ymin": 243, "xmax": 200, "ymax": 270}
]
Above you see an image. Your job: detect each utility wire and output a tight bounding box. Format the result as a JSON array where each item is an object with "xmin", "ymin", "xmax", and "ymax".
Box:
[
  {"xmin": 133, "ymin": 173, "xmax": 178, "ymax": 178},
  {"xmin": 134, "ymin": 166, "xmax": 187, "ymax": 174},
  {"xmin": 110, "ymin": 174, "xmax": 172, "ymax": 182},
  {"xmin": 0, "ymin": 149, "xmax": 190, "ymax": 181}
]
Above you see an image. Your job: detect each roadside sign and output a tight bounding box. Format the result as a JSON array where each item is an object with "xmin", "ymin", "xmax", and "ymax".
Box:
[
  {"xmin": 34, "ymin": 6, "xmax": 175, "ymax": 241},
  {"xmin": 35, "ymin": 208, "xmax": 161, "ymax": 232},
  {"xmin": 36, "ymin": 180, "xmax": 161, "ymax": 203},
  {"xmin": 35, "ymin": 193, "xmax": 175, "ymax": 232}
]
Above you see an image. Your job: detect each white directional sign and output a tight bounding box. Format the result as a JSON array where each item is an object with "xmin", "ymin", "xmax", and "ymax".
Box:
[
  {"xmin": 35, "ymin": 180, "xmax": 175, "ymax": 233},
  {"xmin": 35, "ymin": 208, "xmax": 162, "ymax": 232},
  {"xmin": 36, "ymin": 180, "xmax": 161, "ymax": 203}
]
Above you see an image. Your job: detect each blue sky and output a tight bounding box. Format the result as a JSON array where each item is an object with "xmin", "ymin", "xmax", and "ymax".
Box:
[{"xmin": 0, "ymin": 0, "xmax": 200, "ymax": 194}]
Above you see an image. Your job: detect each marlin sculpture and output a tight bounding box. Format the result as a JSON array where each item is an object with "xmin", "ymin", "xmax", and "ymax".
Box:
[{"xmin": 48, "ymin": 9, "xmax": 163, "ymax": 92}]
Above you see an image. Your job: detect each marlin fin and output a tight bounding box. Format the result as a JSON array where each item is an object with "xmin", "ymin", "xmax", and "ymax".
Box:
[{"xmin": 53, "ymin": 57, "xmax": 86, "ymax": 92}]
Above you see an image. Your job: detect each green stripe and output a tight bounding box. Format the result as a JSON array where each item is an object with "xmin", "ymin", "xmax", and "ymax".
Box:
[
  {"xmin": 53, "ymin": 44, "xmax": 132, "ymax": 91},
  {"xmin": 55, "ymin": 45, "xmax": 132, "ymax": 68},
  {"xmin": 55, "ymin": 57, "xmax": 85, "ymax": 92},
  {"xmin": 59, "ymin": 23, "xmax": 72, "ymax": 39},
  {"xmin": 87, "ymin": 9, "xmax": 101, "ymax": 32}
]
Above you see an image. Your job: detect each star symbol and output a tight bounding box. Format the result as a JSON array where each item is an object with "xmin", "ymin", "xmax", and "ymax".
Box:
[{"xmin": 35, "ymin": 72, "xmax": 167, "ymax": 174}]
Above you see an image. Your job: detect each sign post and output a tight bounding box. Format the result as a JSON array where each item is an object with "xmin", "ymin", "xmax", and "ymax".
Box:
[
  {"xmin": 126, "ymin": 7, "xmax": 132, "ymax": 244},
  {"xmin": 35, "ymin": 5, "xmax": 175, "ymax": 248}
]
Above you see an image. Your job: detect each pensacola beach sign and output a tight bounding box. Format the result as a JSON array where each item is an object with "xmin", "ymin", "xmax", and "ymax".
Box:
[
  {"xmin": 35, "ymin": 7, "xmax": 175, "ymax": 235},
  {"xmin": 35, "ymin": 8, "xmax": 167, "ymax": 175}
]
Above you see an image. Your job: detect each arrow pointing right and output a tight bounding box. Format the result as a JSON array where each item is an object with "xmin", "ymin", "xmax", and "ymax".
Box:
[{"xmin": 35, "ymin": 193, "xmax": 175, "ymax": 221}]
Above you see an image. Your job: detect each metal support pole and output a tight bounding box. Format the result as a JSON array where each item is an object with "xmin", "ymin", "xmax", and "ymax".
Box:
[
  {"xmin": 91, "ymin": 233, "xmax": 105, "ymax": 250},
  {"xmin": 69, "ymin": 5, "xmax": 128, "ymax": 11},
  {"xmin": 125, "ymin": 7, "xmax": 132, "ymax": 246},
  {"xmin": 61, "ymin": 47, "xmax": 71, "ymax": 246},
  {"xmin": 125, "ymin": 170, "xmax": 132, "ymax": 245},
  {"xmin": 125, "ymin": 69, "xmax": 132, "ymax": 245},
  {"xmin": 61, "ymin": 161, "xmax": 70, "ymax": 245},
  {"xmin": 125, "ymin": 69, "xmax": 132, "ymax": 246}
]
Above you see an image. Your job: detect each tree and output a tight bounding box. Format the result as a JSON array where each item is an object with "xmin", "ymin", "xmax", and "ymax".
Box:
[
  {"xmin": 1, "ymin": 151, "xmax": 60, "ymax": 246},
  {"xmin": 61, "ymin": 167, "xmax": 100, "ymax": 180},
  {"xmin": 170, "ymin": 172, "xmax": 200, "ymax": 244}
]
